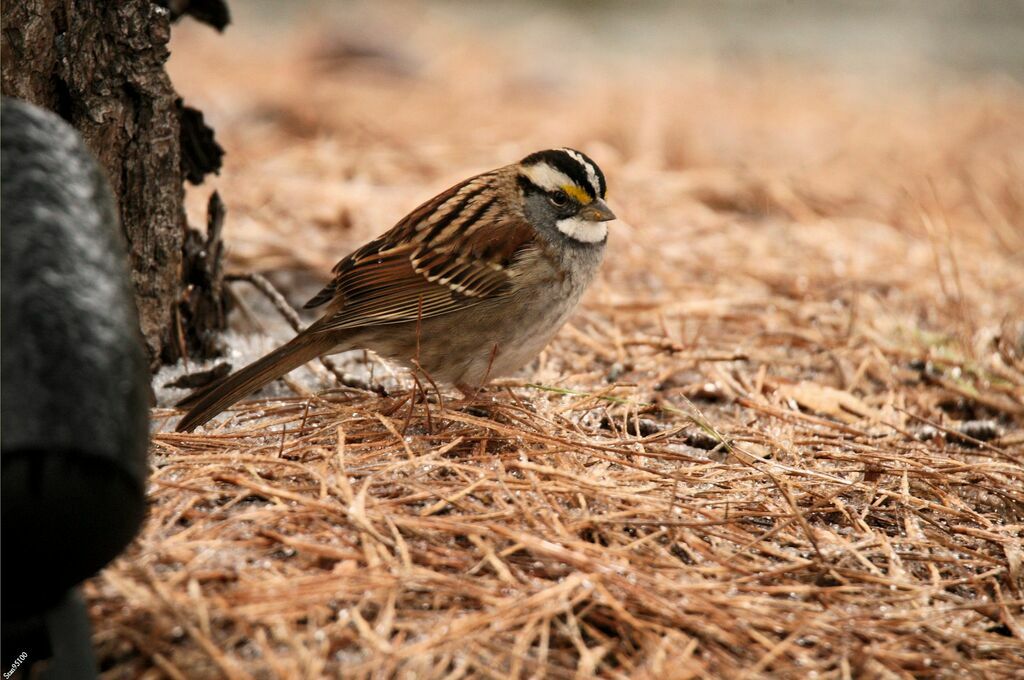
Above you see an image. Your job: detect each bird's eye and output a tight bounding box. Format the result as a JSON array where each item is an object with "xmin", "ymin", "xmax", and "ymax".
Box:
[{"xmin": 549, "ymin": 190, "xmax": 569, "ymax": 208}]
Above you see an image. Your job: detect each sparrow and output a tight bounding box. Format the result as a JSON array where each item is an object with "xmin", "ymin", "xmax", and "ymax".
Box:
[{"xmin": 176, "ymin": 148, "xmax": 615, "ymax": 431}]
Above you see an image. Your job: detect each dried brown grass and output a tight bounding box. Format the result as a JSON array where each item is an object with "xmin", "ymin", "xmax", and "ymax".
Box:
[{"xmin": 89, "ymin": 9, "xmax": 1024, "ymax": 678}]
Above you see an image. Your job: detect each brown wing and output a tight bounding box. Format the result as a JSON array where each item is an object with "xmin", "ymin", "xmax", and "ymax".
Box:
[{"xmin": 303, "ymin": 168, "xmax": 538, "ymax": 333}]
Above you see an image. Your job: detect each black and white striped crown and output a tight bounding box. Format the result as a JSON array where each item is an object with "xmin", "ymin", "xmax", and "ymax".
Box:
[{"xmin": 519, "ymin": 148, "xmax": 607, "ymax": 200}]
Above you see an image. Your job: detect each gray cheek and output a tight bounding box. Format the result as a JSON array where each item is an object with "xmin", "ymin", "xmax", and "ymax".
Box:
[{"xmin": 522, "ymin": 193, "xmax": 558, "ymax": 232}]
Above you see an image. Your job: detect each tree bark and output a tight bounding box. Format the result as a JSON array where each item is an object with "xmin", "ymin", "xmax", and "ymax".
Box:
[{"xmin": 2, "ymin": 0, "xmax": 228, "ymax": 370}]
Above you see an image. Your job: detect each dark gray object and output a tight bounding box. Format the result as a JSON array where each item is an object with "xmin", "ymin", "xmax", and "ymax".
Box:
[{"xmin": 1, "ymin": 96, "xmax": 150, "ymax": 674}]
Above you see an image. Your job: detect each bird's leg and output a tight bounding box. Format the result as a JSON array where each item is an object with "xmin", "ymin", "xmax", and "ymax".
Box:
[
  {"xmin": 456, "ymin": 382, "xmax": 479, "ymax": 400},
  {"xmin": 457, "ymin": 343, "xmax": 500, "ymax": 402},
  {"xmin": 455, "ymin": 382, "xmax": 498, "ymax": 418}
]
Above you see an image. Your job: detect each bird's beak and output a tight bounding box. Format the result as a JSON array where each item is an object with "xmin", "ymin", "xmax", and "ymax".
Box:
[{"xmin": 578, "ymin": 198, "xmax": 616, "ymax": 222}]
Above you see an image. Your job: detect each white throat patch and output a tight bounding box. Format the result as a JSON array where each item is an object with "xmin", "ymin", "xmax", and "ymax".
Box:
[{"xmin": 556, "ymin": 216, "xmax": 608, "ymax": 244}]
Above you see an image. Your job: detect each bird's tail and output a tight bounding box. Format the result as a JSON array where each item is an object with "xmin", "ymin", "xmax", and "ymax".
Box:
[{"xmin": 175, "ymin": 335, "xmax": 335, "ymax": 432}]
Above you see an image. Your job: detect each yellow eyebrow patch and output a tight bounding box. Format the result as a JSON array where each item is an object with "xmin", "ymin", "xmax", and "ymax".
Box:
[{"xmin": 561, "ymin": 184, "xmax": 592, "ymax": 204}]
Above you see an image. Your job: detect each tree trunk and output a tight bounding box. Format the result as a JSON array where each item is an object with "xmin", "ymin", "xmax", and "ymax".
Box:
[{"xmin": 1, "ymin": 0, "xmax": 228, "ymax": 370}]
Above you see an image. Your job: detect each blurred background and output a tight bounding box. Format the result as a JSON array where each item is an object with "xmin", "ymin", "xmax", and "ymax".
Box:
[
  {"xmin": 237, "ymin": 0, "xmax": 1024, "ymax": 75},
  {"xmin": 166, "ymin": 0, "xmax": 1023, "ymax": 355}
]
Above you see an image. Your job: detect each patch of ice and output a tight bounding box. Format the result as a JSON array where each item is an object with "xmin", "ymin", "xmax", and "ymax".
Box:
[{"xmin": 151, "ymin": 328, "xmax": 406, "ymax": 412}]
